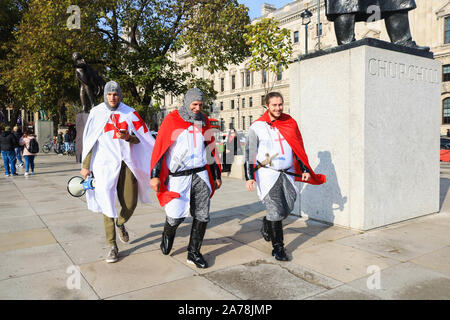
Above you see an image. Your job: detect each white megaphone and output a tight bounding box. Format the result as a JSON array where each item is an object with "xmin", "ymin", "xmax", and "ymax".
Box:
[{"xmin": 67, "ymin": 175, "xmax": 96, "ymax": 197}]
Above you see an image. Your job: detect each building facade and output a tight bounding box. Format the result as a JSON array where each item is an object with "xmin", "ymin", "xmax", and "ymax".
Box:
[{"xmin": 161, "ymin": 0, "xmax": 450, "ymax": 134}]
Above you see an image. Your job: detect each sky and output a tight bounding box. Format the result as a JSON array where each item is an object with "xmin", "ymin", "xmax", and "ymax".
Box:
[{"xmin": 237, "ymin": 0, "xmax": 294, "ymax": 20}]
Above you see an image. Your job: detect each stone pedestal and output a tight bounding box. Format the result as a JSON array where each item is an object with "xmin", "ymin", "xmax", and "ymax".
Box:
[
  {"xmin": 75, "ymin": 113, "xmax": 89, "ymax": 163},
  {"xmin": 289, "ymin": 39, "xmax": 441, "ymax": 231},
  {"xmin": 228, "ymin": 155, "xmax": 245, "ymax": 180},
  {"xmin": 35, "ymin": 120, "xmax": 54, "ymax": 145}
]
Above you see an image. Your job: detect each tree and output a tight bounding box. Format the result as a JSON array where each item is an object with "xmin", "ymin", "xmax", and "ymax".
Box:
[
  {"xmin": 243, "ymin": 18, "xmax": 293, "ymax": 95},
  {"xmin": 1, "ymin": 0, "xmax": 251, "ymax": 126},
  {"xmin": 0, "ymin": 0, "xmax": 29, "ymax": 128}
]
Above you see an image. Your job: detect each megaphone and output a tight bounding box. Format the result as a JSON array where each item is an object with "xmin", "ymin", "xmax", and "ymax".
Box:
[{"xmin": 67, "ymin": 176, "xmax": 96, "ymax": 197}]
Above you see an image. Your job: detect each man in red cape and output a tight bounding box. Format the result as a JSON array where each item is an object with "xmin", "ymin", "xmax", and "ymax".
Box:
[
  {"xmin": 245, "ymin": 92, "xmax": 326, "ymax": 261},
  {"xmin": 150, "ymin": 88, "xmax": 221, "ymax": 269}
]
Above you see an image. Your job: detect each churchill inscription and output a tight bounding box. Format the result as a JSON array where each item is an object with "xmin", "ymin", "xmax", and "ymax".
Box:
[{"xmin": 368, "ymin": 58, "xmax": 438, "ymax": 83}]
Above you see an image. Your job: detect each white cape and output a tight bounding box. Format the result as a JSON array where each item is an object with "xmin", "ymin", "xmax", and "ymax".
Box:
[{"xmin": 82, "ymin": 102, "xmax": 155, "ymax": 218}]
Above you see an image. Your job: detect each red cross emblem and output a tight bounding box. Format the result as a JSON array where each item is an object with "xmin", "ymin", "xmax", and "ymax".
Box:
[
  {"xmin": 188, "ymin": 125, "xmax": 202, "ymax": 148},
  {"xmin": 132, "ymin": 111, "xmax": 148, "ymax": 133},
  {"xmin": 274, "ymin": 131, "xmax": 286, "ymax": 155},
  {"xmin": 104, "ymin": 114, "xmax": 128, "ymax": 139}
]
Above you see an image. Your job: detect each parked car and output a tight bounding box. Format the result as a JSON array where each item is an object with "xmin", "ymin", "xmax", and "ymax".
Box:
[{"xmin": 440, "ymin": 137, "xmax": 450, "ymax": 161}]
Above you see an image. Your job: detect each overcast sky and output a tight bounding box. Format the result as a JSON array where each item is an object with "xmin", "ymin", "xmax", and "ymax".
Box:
[{"xmin": 237, "ymin": 0, "xmax": 294, "ymax": 20}]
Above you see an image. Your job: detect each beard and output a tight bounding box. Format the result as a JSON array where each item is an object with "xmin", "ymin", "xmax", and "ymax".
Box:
[{"xmin": 268, "ymin": 108, "xmax": 282, "ymax": 119}]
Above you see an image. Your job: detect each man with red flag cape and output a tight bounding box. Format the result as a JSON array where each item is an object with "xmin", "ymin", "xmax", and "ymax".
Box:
[
  {"xmin": 150, "ymin": 88, "xmax": 221, "ymax": 269},
  {"xmin": 81, "ymin": 81, "xmax": 155, "ymax": 263},
  {"xmin": 245, "ymin": 92, "xmax": 326, "ymax": 261}
]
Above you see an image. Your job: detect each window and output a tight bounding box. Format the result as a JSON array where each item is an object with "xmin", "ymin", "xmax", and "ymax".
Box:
[
  {"xmin": 446, "ymin": 17, "xmax": 450, "ymax": 44},
  {"xmin": 316, "ymin": 23, "xmax": 322, "ymax": 37},
  {"xmin": 277, "ymin": 66, "xmax": 282, "ymax": 81},
  {"xmin": 221, "ymin": 78, "xmax": 224, "ymax": 92},
  {"xmin": 261, "ymin": 95, "xmax": 265, "ymax": 106},
  {"xmin": 444, "ymin": 99, "xmax": 450, "ymax": 124},
  {"xmin": 444, "ymin": 65, "xmax": 450, "ymax": 82},
  {"xmin": 246, "ymin": 72, "xmax": 251, "ymax": 87},
  {"xmin": 242, "ymin": 116, "xmax": 246, "ymax": 131},
  {"xmin": 262, "ymin": 70, "xmax": 267, "ymax": 83},
  {"xmin": 242, "ymin": 98, "xmax": 245, "ymax": 108},
  {"xmin": 220, "ymin": 118, "xmax": 225, "ymax": 131},
  {"xmin": 249, "ymin": 115, "xmax": 253, "ymax": 125},
  {"xmin": 232, "ymin": 75, "xmax": 236, "ymax": 90},
  {"xmin": 231, "ymin": 100, "xmax": 235, "ymax": 109},
  {"xmin": 294, "ymin": 31, "xmax": 299, "ymax": 43},
  {"xmin": 26, "ymin": 111, "xmax": 34, "ymax": 123},
  {"xmin": 220, "ymin": 101, "xmax": 224, "ymax": 111},
  {"xmin": 249, "ymin": 97, "xmax": 253, "ymax": 107},
  {"xmin": 230, "ymin": 117, "xmax": 235, "ymax": 129}
]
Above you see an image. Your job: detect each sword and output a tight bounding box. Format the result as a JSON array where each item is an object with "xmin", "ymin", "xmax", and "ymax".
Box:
[{"xmin": 254, "ymin": 153, "xmax": 278, "ymax": 171}]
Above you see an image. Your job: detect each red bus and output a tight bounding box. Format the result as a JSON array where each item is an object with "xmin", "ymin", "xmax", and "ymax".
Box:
[{"xmin": 208, "ymin": 118, "xmax": 220, "ymax": 130}]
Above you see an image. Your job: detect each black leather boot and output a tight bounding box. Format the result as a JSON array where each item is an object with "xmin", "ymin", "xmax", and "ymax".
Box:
[
  {"xmin": 260, "ymin": 217, "xmax": 271, "ymax": 242},
  {"xmin": 385, "ymin": 12, "xmax": 429, "ymax": 51},
  {"xmin": 333, "ymin": 14, "xmax": 356, "ymax": 45},
  {"xmin": 268, "ymin": 220, "xmax": 289, "ymax": 261},
  {"xmin": 187, "ymin": 219, "xmax": 208, "ymax": 268},
  {"xmin": 160, "ymin": 219, "xmax": 180, "ymax": 255}
]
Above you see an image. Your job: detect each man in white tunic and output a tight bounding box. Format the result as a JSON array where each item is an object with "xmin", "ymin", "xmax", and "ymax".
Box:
[
  {"xmin": 81, "ymin": 81, "xmax": 155, "ymax": 263},
  {"xmin": 245, "ymin": 92, "xmax": 326, "ymax": 261},
  {"xmin": 150, "ymin": 88, "xmax": 221, "ymax": 268}
]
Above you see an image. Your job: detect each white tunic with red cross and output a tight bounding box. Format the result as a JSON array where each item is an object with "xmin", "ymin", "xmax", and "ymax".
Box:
[
  {"xmin": 163, "ymin": 123, "xmax": 212, "ymax": 219},
  {"xmin": 81, "ymin": 102, "xmax": 155, "ymax": 218},
  {"xmin": 249, "ymin": 121, "xmax": 298, "ymax": 200}
]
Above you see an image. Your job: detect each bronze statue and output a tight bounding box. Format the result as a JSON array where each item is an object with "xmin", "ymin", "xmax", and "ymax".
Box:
[
  {"xmin": 72, "ymin": 52, "xmax": 106, "ymax": 112},
  {"xmin": 325, "ymin": 0, "xmax": 429, "ymax": 51}
]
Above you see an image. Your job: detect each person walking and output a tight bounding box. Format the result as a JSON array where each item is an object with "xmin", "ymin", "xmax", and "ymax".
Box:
[
  {"xmin": 0, "ymin": 126, "xmax": 19, "ymax": 176},
  {"xmin": 245, "ymin": 92, "xmax": 326, "ymax": 261},
  {"xmin": 150, "ymin": 88, "xmax": 221, "ymax": 269},
  {"xmin": 19, "ymin": 130, "xmax": 38, "ymax": 176},
  {"xmin": 13, "ymin": 126, "xmax": 24, "ymax": 168},
  {"xmin": 81, "ymin": 81, "xmax": 155, "ymax": 263}
]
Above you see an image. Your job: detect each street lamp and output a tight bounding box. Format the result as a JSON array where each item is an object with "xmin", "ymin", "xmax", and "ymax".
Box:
[
  {"xmin": 301, "ymin": 9, "xmax": 312, "ymax": 54},
  {"xmin": 237, "ymin": 93, "xmax": 240, "ymax": 130}
]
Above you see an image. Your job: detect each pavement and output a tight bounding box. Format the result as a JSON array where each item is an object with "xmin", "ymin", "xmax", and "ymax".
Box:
[{"xmin": 0, "ymin": 153, "xmax": 450, "ymax": 300}]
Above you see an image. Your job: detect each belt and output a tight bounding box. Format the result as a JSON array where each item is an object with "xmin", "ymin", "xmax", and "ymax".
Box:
[{"xmin": 169, "ymin": 166, "xmax": 206, "ymax": 177}]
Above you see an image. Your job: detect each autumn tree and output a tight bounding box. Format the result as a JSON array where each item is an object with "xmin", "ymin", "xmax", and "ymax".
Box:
[
  {"xmin": 1, "ymin": 0, "xmax": 250, "ymax": 127},
  {"xmin": 244, "ymin": 18, "xmax": 293, "ymax": 95}
]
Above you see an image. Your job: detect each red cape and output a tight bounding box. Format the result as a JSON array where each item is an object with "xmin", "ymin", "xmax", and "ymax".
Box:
[
  {"xmin": 255, "ymin": 111, "xmax": 326, "ymax": 185},
  {"xmin": 150, "ymin": 110, "xmax": 221, "ymax": 206}
]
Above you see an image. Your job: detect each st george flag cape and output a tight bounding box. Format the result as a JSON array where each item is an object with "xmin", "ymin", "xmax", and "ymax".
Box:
[
  {"xmin": 150, "ymin": 110, "xmax": 221, "ymax": 207},
  {"xmin": 82, "ymin": 102, "xmax": 155, "ymax": 218},
  {"xmin": 255, "ymin": 111, "xmax": 326, "ymax": 185}
]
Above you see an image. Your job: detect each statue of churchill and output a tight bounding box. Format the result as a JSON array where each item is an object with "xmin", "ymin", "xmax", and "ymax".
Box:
[{"xmin": 325, "ymin": 0, "xmax": 429, "ymax": 51}]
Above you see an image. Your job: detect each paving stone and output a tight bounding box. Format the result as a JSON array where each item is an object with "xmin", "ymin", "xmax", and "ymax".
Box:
[
  {"xmin": 289, "ymin": 242, "xmax": 400, "ymax": 283},
  {"xmin": 0, "ymin": 215, "xmax": 45, "ymax": 234},
  {"xmin": 0, "ymin": 244, "xmax": 73, "ymax": 281},
  {"xmin": 307, "ymin": 285, "xmax": 381, "ymax": 300},
  {"xmin": 0, "ymin": 228, "xmax": 56, "ymax": 253},
  {"xmin": 336, "ymin": 223, "xmax": 449, "ymax": 262},
  {"xmin": 204, "ymin": 261, "xmax": 327, "ymax": 300},
  {"xmin": 347, "ymin": 262, "xmax": 450, "ymax": 299},
  {"xmin": 79, "ymin": 250, "xmax": 195, "ymax": 299},
  {"xmin": 107, "ymin": 275, "xmax": 239, "ymax": 300},
  {"xmin": 0, "ymin": 268, "xmax": 99, "ymax": 300},
  {"xmin": 411, "ymin": 246, "xmax": 450, "ymax": 277}
]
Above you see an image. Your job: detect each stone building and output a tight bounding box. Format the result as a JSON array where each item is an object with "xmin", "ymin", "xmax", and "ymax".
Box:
[{"xmin": 161, "ymin": 0, "xmax": 450, "ymax": 134}]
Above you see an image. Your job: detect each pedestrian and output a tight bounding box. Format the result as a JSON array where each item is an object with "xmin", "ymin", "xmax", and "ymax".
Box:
[
  {"xmin": 57, "ymin": 132, "xmax": 63, "ymax": 154},
  {"xmin": 64, "ymin": 130, "xmax": 72, "ymax": 153},
  {"xmin": 150, "ymin": 88, "xmax": 222, "ymax": 269},
  {"xmin": 80, "ymin": 81, "xmax": 155, "ymax": 263},
  {"xmin": 244, "ymin": 92, "xmax": 326, "ymax": 261},
  {"xmin": 19, "ymin": 130, "xmax": 38, "ymax": 176},
  {"xmin": 12, "ymin": 126, "xmax": 24, "ymax": 168},
  {"xmin": 222, "ymin": 128, "xmax": 243, "ymax": 173},
  {"xmin": 0, "ymin": 126, "xmax": 19, "ymax": 176}
]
